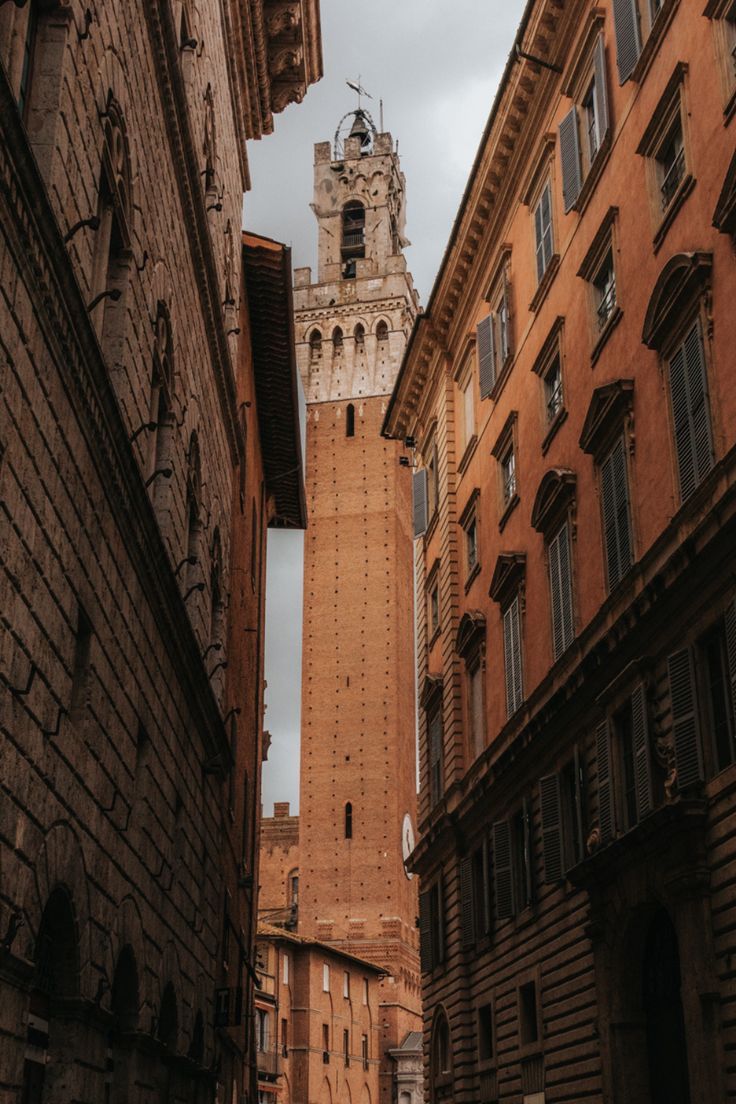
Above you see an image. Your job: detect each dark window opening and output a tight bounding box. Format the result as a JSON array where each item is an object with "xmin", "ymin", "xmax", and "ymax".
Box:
[
  {"xmin": 512, "ymin": 804, "xmax": 533, "ymax": 911},
  {"xmin": 354, "ymin": 323, "xmax": 365, "ymax": 347},
  {"xmin": 518, "ymin": 981, "xmax": 539, "ymax": 1046},
  {"xmin": 341, "ymin": 203, "xmax": 365, "ymax": 255},
  {"xmin": 345, "ymin": 802, "xmax": 353, "ymax": 839},
  {"xmin": 702, "ymin": 623, "xmax": 736, "ymax": 773},
  {"xmin": 376, "ymin": 319, "xmax": 389, "ymax": 344},
  {"xmin": 309, "ymin": 329, "xmax": 322, "ymax": 360},
  {"xmin": 362, "ymin": 1033, "xmax": 369, "ymax": 1070},
  {"xmin": 322, "ymin": 1023, "xmax": 330, "ymax": 1062},
  {"xmin": 615, "ymin": 700, "xmax": 638, "ymax": 831},
  {"xmin": 157, "ymin": 983, "xmax": 178, "ymax": 1050},
  {"xmin": 478, "ymin": 1003, "xmax": 494, "ymax": 1062},
  {"xmin": 560, "ymin": 756, "xmax": 585, "ymax": 869},
  {"xmin": 343, "ymin": 1028, "xmax": 350, "ymax": 1066},
  {"xmin": 332, "ymin": 326, "xmax": 344, "ymax": 350},
  {"xmin": 658, "ymin": 120, "xmax": 685, "ymax": 211},
  {"xmin": 346, "ymin": 403, "xmax": 355, "ymax": 437},
  {"xmin": 281, "ymin": 1018, "xmax": 288, "ymax": 1057},
  {"xmin": 70, "ymin": 606, "xmax": 92, "ymax": 723}
]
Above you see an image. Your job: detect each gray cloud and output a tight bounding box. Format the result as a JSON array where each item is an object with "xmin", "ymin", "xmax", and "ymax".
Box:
[{"xmin": 252, "ymin": 0, "xmax": 526, "ymax": 814}]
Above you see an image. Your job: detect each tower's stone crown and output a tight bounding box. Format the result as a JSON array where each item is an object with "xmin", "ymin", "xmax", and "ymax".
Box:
[{"xmin": 293, "ymin": 128, "xmax": 419, "ymax": 405}]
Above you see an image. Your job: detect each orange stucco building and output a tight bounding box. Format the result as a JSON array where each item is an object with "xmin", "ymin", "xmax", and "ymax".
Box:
[{"xmin": 384, "ymin": 0, "xmax": 736, "ymax": 1101}]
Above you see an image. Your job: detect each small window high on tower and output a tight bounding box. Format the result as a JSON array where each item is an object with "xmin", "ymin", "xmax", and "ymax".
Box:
[
  {"xmin": 345, "ymin": 802, "xmax": 353, "ymax": 838},
  {"xmin": 346, "ymin": 404, "xmax": 355, "ymax": 437},
  {"xmin": 342, "ymin": 202, "xmax": 365, "ymax": 279}
]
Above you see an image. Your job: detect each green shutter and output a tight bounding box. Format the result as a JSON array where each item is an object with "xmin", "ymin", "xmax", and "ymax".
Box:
[
  {"xmin": 612, "ymin": 0, "xmax": 642, "ymax": 83},
  {"xmin": 559, "ymin": 106, "xmax": 582, "ymax": 212},
  {"xmin": 631, "ymin": 683, "xmax": 653, "ymax": 820},
  {"xmin": 668, "ymin": 648, "xmax": 704, "ymax": 789},
  {"xmin": 540, "ymin": 774, "xmax": 563, "ymax": 884}
]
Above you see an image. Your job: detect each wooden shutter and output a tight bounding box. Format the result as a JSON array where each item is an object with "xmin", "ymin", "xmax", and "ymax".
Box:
[
  {"xmin": 683, "ymin": 320, "xmax": 714, "ymax": 488},
  {"xmin": 549, "ymin": 522, "xmax": 574, "ymax": 660},
  {"xmin": 631, "ymin": 683, "xmax": 653, "ymax": 821},
  {"xmin": 477, "ymin": 314, "xmax": 495, "ymax": 399},
  {"xmin": 492, "ymin": 820, "xmax": 514, "ymax": 921},
  {"xmin": 418, "ymin": 889, "xmax": 432, "ymax": 972},
  {"xmin": 503, "ymin": 597, "xmax": 523, "ymax": 717},
  {"xmin": 459, "ymin": 857, "xmax": 475, "ymax": 949},
  {"xmin": 428, "ymin": 708, "xmax": 443, "ymax": 805},
  {"xmin": 540, "ymin": 773, "xmax": 563, "ymax": 884},
  {"xmin": 559, "ymin": 107, "xmax": 582, "ymax": 212},
  {"xmin": 430, "ymin": 880, "xmax": 444, "ymax": 966},
  {"xmin": 413, "ymin": 469, "xmax": 428, "ymax": 538},
  {"xmin": 479, "ymin": 839, "xmax": 491, "ymax": 936},
  {"xmin": 612, "ymin": 0, "xmax": 642, "ymax": 83},
  {"xmin": 668, "ymin": 648, "xmax": 704, "ymax": 789},
  {"xmin": 725, "ymin": 600, "xmax": 736, "ymax": 713},
  {"xmin": 593, "ymin": 33, "xmax": 610, "ymax": 145},
  {"xmin": 522, "ymin": 797, "xmax": 534, "ymax": 907},
  {"xmin": 573, "ymin": 744, "xmax": 585, "ymax": 865},
  {"xmin": 601, "ymin": 438, "xmax": 632, "ymax": 590},
  {"xmin": 595, "ymin": 719, "xmax": 614, "ymax": 844}
]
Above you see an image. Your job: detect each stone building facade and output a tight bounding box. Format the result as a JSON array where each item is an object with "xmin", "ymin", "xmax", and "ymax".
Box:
[
  {"xmin": 383, "ymin": 1, "xmax": 736, "ymax": 1102},
  {"xmin": 255, "ymin": 923, "xmax": 384, "ymax": 1104},
  {"xmin": 261, "ymin": 114, "xmax": 423, "ymax": 1104},
  {"xmin": 0, "ymin": 3, "xmax": 319, "ymax": 1102}
]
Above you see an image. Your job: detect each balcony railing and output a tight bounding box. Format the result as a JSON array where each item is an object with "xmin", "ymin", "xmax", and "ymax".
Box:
[
  {"xmin": 596, "ymin": 279, "xmax": 617, "ymax": 330},
  {"xmin": 256, "ymin": 1047, "xmax": 281, "ymax": 1078},
  {"xmin": 660, "ymin": 146, "xmax": 686, "ymax": 210},
  {"xmin": 341, "ymin": 231, "xmax": 365, "ymax": 250}
]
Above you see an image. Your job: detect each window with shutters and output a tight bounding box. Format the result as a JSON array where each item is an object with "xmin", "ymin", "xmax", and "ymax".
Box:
[
  {"xmin": 503, "ymin": 596, "xmax": 524, "ymax": 718},
  {"xmin": 427, "ymin": 701, "xmax": 444, "ymax": 807},
  {"xmin": 668, "ymin": 647, "xmax": 704, "ymax": 791},
  {"xmin": 467, "ymin": 659, "xmax": 485, "ymax": 760},
  {"xmin": 533, "ymin": 180, "xmax": 554, "ymax": 284},
  {"xmin": 460, "ymin": 491, "xmax": 481, "ymax": 587},
  {"xmin": 531, "ymin": 318, "xmax": 567, "ymax": 450},
  {"xmin": 559, "ymin": 31, "xmax": 611, "ymax": 213},
  {"xmin": 596, "ymin": 683, "xmax": 654, "ymax": 842},
  {"xmin": 705, "ymin": 0, "xmax": 736, "ymax": 109},
  {"xmin": 512, "ymin": 802, "xmax": 534, "ymax": 912},
  {"xmin": 426, "ymin": 558, "xmax": 441, "ymax": 643},
  {"xmin": 477, "ymin": 1002, "xmax": 494, "ymax": 1064},
  {"xmin": 612, "ymin": 0, "xmax": 671, "ymax": 85},
  {"xmin": 636, "ymin": 66, "xmax": 693, "ymax": 245},
  {"xmin": 698, "ymin": 611, "xmax": 736, "ymax": 775},
  {"xmin": 599, "ymin": 436, "xmax": 633, "ymax": 591},
  {"xmin": 477, "ymin": 258, "xmax": 514, "ymax": 402},
  {"xmin": 666, "ymin": 317, "xmax": 714, "ymax": 503},
  {"xmin": 457, "ymin": 361, "xmax": 476, "ymax": 461},
  {"xmin": 430, "ymin": 1009, "xmax": 453, "ymax": 1097},
  {"xmin": 548, "ymin": 521, "xmax": 575, "ymax": 660},
  {"xmin": 540, "ymin": 752, "xmax": 586, "ymax": 883},
  {"xmin": 420, "ymin": 881, "xmax": 445, "ymax": 973},
  {"xmin": 577, "ymin": 207, "xmax": 623, "ymax": 363},
  {"xmin": 615, "ymin": 699, "xmax": 639, "ymax": 831},
  {"xmin": 472, "ymin": 842, "xmax": 492, "ymax": 941},
  {"xmin": 492, "ymin": 413, "xmax": 519, "ymax": 528}
]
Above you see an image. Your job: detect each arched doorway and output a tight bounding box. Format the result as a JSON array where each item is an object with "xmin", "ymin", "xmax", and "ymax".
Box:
[
  {"xmin": 643, "ymin": 909, "xmax": 691, "ymax": 1104},
  {"xmin": 22, "ymin": 887, "xmax": 80, "ymax": 1104}
]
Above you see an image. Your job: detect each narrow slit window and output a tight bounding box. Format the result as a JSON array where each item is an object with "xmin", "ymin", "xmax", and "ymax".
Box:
[
  {"xmin": 345, "ymin": 802, "xmax": 353, "ymax": 839},
  {"xmin": 346, "ymin": 403, "xmax": 355, "ymax": 437}
]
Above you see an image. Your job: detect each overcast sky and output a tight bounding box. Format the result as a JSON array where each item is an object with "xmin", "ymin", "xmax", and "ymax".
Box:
[{"xmin": 247, "ymin": 0, "xmax": 526, "ymax": 817}]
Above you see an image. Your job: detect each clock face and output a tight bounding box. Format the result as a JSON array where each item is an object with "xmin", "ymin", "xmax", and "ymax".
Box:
[{"xmin": 401, "ymin": 813, "xmax": 415, "ymax": 879}]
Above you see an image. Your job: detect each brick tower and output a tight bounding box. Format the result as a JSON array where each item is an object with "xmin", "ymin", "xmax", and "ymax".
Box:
[{"xmin": 293, "ymin": 110, "xmax": 422, "ymax": 1104}]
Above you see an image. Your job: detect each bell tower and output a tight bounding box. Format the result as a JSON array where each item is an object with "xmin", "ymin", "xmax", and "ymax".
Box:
[{"xmin": 292, "ymin": 108, "xmax": 422, "ymax": 1104}]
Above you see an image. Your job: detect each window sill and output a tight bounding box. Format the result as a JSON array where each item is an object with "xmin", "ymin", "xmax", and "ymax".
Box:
[
  {"xmin": 498, "ymin": 493, "xmax": 519, "ymax": 533},
  {"xmin": 464, "ymin": 561, "xmax": 481, "ymax": 594},
  {"xmin": 653, "ymin": 173, "xmax": 695, "ymax": 253},
  {"xmin": 529, "ymin": 254, "xmax": 560, "ymax": 314},
  {"xmin": 590, "ymin": 305, "xmax": 623, "ymax": 367},
  {"xmin": 629, "ymin": 0, "xmax": 680, "ymax": 87},
  {"xmin": 541, "ymin": 407, "xmax": 568, "ymax": 455},
  {"xmin": 458, "ymin": 434, "xmax": 478, "ymax": 476}
]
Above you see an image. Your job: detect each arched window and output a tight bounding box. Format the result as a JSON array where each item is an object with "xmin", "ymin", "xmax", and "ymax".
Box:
[
  {"xmin": 333, "ymin": 326, "xmax": 344, "ymax": 350},
  {"xmin": 430, "ymin": 1009, "xmax": 452, "ymax": 1101},
  {"xmin": 23, "ymin": 887, "xmax": 80, "ymax": 1101},
  {"xmin": 203, "ymin": 84, "xmax": 216, "ymax": 194},
  {"xmin": 342, "ymin": 202, "xmax": 365, "ymax": 279},
  {"xmin": 91, "ymin": 96, "xmax": 133, "ymax": 363},
  {"xmin": 157, "ymin": 982, "xmax": 178, "ymax": 1051},
  {"xmin": 376, "ymin": 320, "xmax": 389, "ymax": 344},
  {"xmin": 354, "ymin": 323, "xmax": 365, "ymax": 347},
  {"xmin": 309, "ymin": 329, "xmax": 322, "ymax": 361},
  {"xmin": 149, "ymin": 303, "xmax": 174, "ymax": 494},
  {"xmin": 345, "ymin": 801, "xmax": 353, "ymax": 838},
  {"xmin": 109, "ymin": 944, "xmax": 139, "ymax": 1098},
  {"xmin": 346, "ymin": 404, "xmax": 355, "ymax": 438},
  {"xmin": 643, "ymin": 909, "xmax": 691, "ymax": 1103}
]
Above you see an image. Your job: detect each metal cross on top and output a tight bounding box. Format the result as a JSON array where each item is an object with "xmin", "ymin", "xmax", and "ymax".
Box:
[{"xmin": 346, "ymin": 77, "xmax": 372, "ymax": 109}]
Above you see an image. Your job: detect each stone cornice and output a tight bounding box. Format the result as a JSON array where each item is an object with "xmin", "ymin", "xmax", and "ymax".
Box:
[
  {"xmin": 143, "ymin": 0, "xmax": 241, "ymax": 467},
  {"xmin": 0, "ymin": 66, "xmax": 231, "ymax": 771}
]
